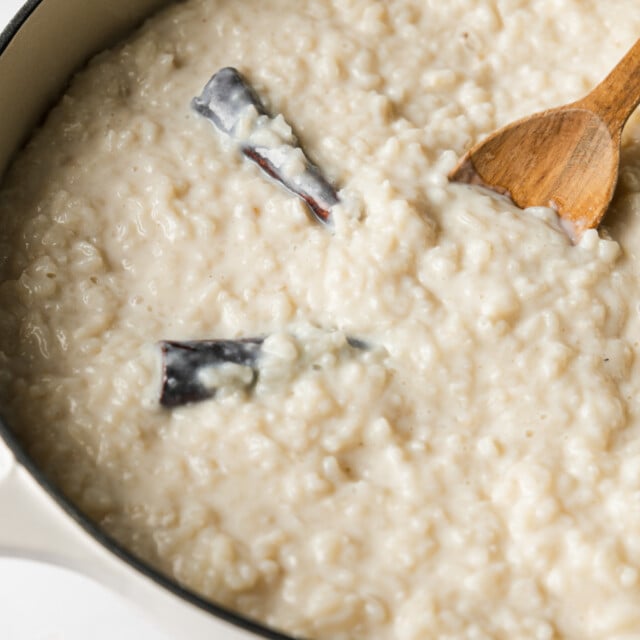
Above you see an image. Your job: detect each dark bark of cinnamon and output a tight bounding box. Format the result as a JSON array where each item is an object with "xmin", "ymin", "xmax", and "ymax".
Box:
[
  {"xmin": 192, "ymin": 67, "xmax": 338, "ymax": 225},
  {"xmin": 159, "ymin": 335, "xmax": 367, "ymax": 407},
  {"xmin": 160, "ymin": 338, "xmax": 263, "ymax": 407}
]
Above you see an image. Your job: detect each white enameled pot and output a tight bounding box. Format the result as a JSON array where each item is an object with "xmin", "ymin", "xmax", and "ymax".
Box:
[{"xmin": 0, "ymin": 3, "xmax": 290, "ymax": 639}]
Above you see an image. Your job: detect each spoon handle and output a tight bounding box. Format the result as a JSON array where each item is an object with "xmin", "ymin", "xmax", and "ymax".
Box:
[{"xmin": 577, "ymin": 38, "xmax": 640, "ymax": 133}]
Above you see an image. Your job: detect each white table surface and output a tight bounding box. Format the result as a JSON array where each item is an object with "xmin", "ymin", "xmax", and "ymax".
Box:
[
  {"xmin": 0, "ymin": 2, "xmax": 171, "ymax": 638},
  {"xmin": 0, "ymin": 0, "xmax": 21, "ymax": 25},
  {"xmin": 1, "ymin": 1, "xmax": 23, "ymax": 31}
]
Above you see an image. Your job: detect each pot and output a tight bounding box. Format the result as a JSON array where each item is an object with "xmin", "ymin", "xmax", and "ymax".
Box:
[{"xmin": 0, "ymin": 2, "xmax": 290, "ymax": 639}]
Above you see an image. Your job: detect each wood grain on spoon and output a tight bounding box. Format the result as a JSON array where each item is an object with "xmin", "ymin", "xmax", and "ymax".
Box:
[{"xmin": 449, "ymin": 38, "xmax": 640, "ymax": 239}]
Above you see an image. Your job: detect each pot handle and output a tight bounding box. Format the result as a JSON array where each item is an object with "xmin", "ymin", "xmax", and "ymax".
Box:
[{"xmin": 0, "ymin": 438, "xmax": 259, "ymax": 640}]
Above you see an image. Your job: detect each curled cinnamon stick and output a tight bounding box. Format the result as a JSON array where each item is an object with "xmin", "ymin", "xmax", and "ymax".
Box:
[
  {"xmin": 192, "ymin": 67, "xmax": 339, "ymax": 225},
  {"xmin": 159, "ymin": 335, "xmax": 367, "ymax": 407}
]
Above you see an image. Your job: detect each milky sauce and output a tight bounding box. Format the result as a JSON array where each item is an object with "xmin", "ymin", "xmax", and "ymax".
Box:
[{"xmin": 2, "ymin": 1, "xmax": 640, "ymax": 638}]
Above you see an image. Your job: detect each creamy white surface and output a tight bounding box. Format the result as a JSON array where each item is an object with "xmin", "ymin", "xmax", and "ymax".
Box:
[{"xmin": 2, "ymin": 1, "xmax": 640, "ymax": 639}]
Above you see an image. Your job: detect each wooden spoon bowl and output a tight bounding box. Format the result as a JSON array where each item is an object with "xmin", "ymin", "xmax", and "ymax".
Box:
[{"xmin": 449, "ymin": 39, "xmax": 640, "ymax": 240}]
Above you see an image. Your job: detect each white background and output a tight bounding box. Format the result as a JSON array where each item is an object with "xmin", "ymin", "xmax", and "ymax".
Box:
[
  {"xmin": 0, "ymin": 0, "xmax": 21, "ymax": 25},
  {"xmin": 1, "ymin": 1, "xmax": 23, "ymax": 33},
  {"xmin": 0, "ymin": 2, "xmax": 170, "ymax": 638}
]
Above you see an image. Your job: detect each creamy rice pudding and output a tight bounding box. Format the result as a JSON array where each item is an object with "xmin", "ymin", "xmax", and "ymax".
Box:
[{"xmin": 1, "ymin": 1, "xmax": 640, "ymax": 638}]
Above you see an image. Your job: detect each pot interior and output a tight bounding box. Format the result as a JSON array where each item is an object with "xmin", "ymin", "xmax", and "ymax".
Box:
[
  {"xmin": 0, "ymin": 0, "xmax": 169, "ymax": 179},
  {"xmin": 0, "ymin": 2, "xmax": 293, "ymax": 638}
]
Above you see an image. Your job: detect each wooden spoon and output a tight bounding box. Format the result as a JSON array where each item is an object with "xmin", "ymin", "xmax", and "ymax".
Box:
[{"xmin": 449, "ymin": 38, "xmax": 640, "ymax": 239}]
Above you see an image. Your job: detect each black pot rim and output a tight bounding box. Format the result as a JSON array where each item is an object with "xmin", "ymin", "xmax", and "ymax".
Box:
[
  {"xmin": 0, "ymin": 0, "xmax": 39, "ymax": 57},
  {"xmin": 0, "ymin": 3, "xmax": 295, "ymax": 639}
]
